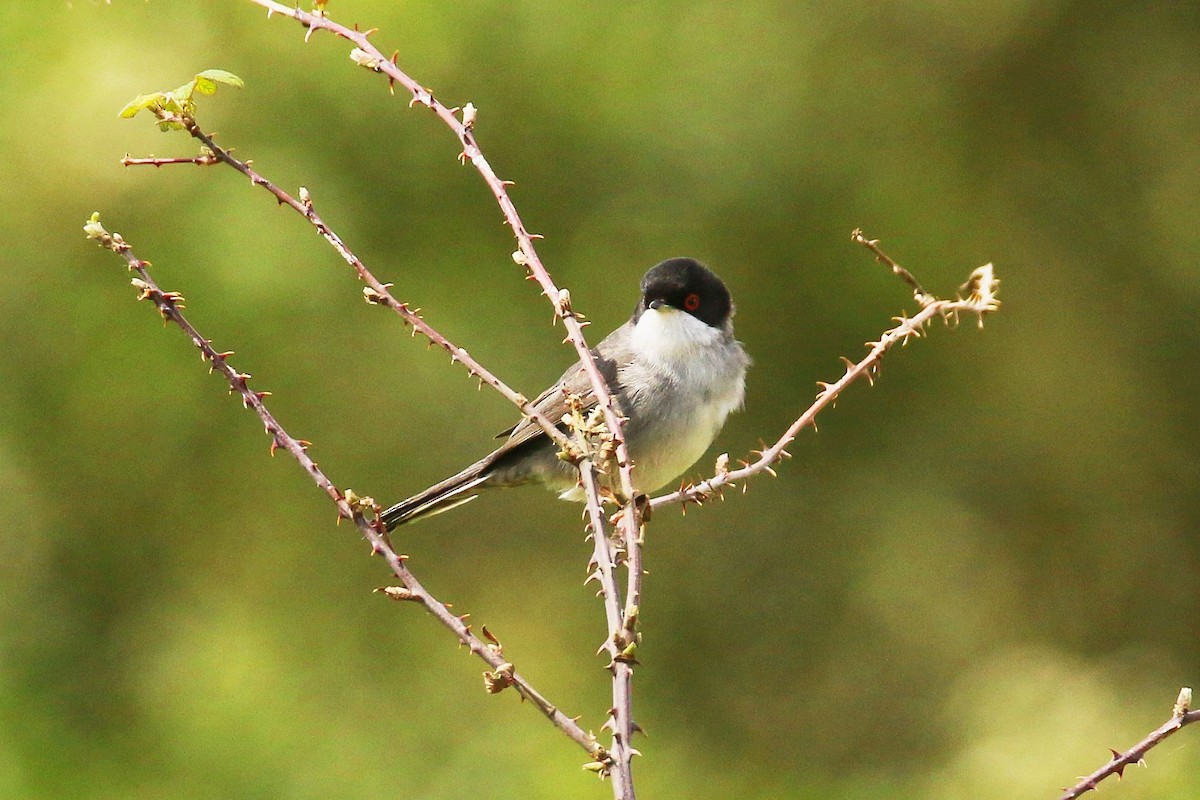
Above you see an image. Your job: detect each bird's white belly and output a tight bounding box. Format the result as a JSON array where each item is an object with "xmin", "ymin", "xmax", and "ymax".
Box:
[{"xmin": 559, "ymin": 305, "xmax": 747, "ymax": 500}]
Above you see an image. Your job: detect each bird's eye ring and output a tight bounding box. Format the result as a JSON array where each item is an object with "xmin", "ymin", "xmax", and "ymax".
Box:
[{"xmin": 683, "ymin": 293, "xmax": 701, "ymax": 311}]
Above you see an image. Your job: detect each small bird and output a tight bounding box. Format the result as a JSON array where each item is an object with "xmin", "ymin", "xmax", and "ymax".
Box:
[{"xmin": 381, "ymin": 258, "xmax": 750, "ymax": 530}]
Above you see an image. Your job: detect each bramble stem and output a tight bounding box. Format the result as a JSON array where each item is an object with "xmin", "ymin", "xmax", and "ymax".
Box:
[
  {"xmin": 87, "ymin": 219, "xmax": 608, "ymax": 764},
  {"xmin": 1058, "ymin": 688, "xmax": 1200, "ymax": 799}
]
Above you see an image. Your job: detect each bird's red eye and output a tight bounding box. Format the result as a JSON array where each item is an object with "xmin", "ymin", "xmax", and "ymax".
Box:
[{"xmin": 683, "ymin": 293, "xmax": 701, "ymax": 311}]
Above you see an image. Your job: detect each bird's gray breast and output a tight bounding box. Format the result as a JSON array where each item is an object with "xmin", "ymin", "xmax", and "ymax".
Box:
[{"xmin": 616, "ymin": 327, "xmax": 747, "ymax": 492}]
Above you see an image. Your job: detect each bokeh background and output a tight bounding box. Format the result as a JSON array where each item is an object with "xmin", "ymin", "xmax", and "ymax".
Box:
[{"xmin": 2, "ymin": 1, "xmax": 1198, "ymax": 798}]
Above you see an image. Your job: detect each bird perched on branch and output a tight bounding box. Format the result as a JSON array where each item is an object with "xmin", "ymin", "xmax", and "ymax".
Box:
[{"xmin": 382, "ymin": 258, "xmax": 749, "ymax": 529}]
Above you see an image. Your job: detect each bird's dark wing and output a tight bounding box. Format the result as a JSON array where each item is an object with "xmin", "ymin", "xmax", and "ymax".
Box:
[{"xmin": 493, "ymin": 327, "xmax": 627, "ymax": 453}]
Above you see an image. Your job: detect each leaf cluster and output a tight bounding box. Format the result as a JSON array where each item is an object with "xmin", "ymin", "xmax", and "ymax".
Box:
[{"xmin": 118, "ymin": 69, "xmax": 244, "ymax": 130}]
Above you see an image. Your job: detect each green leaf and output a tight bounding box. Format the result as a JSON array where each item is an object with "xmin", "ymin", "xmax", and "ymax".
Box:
[
  {"xmin": 194, "ymin": 69, "xmax": 244, "ymax": 89},
  {"xmin": 118, "ymin": 92, "xmax": 166, "ymax": 119},
  {"xmin": 171, "ymin": 80, "xmax": 198, "ymax": 103}
]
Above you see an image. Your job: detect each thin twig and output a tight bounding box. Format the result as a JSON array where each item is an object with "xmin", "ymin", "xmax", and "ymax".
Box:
[
  {"xmin": 851, "ymin": 227, "xmax": 934, "ymax": 306},
  {"xmin": 1059, "ymin": 688, "xmax": 1200, "ymax": 799},
  {"xmin": 121, "ymin": 152, "xmax": 219, "ymax": 167},
  {"xmin": 244, "ymin": 4, "xmax": 642, "ymax": 793},
  {"xmin": 86, "ymin": 216, "xmax": 608, "ymax": 764},
  {"xmin": 651, "ymin": 241, "xmax": 999, "ymax": 512},
  {"xmin": 577, "ymin": 465, "xmax": 635, "ymax": 778},
  {"xmin": 246, "ymin": 0, "xmax": 640, "ymax": 534},
  {"xmin": 126, "ymin": 111, "xmax": 575, "ymax": 456}
]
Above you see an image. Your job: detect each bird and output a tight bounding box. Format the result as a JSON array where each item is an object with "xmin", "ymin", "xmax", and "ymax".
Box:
[{"xmin": 381, "ymin": 257, "xmax": 750, "ymax": 530}]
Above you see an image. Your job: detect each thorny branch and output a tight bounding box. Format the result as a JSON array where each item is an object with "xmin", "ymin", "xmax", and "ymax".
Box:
[
  {"xmin": 112, "ymin": 6, "xmax": 1012, "ymax": 797},
  {"xmin": 650, "ymin": 232, "xmax": 1000, "ymax": 513},
  {"xmin": 1059, "ymin": 687, "xmax": 1200, "ymax": 800},
  {"xmin": 244, "ymin": 2, "xmax": 643, "ymax": 792},
  {"xmin": 124, "ymin": 123, "xmax": 574, "ymax": 456},
  {"xmin": 245, "ymin": 0, "xmax": 641, "ymax": 523},
  {"xmin": 126, "ymin": 78, "xmax": 638, "ymax": 791},
  {"xmin": 85, "ymin": 215, "xmax": 609, "ymax": 766},
  {"xmin": 852, "ymin": 228, "xmax": 935, "ymax": 306}
]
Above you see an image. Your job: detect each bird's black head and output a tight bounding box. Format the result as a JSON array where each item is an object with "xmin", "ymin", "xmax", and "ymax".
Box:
[{"xmin": 635, "ymin": 258, "xmax": 733, "ymax": 329}]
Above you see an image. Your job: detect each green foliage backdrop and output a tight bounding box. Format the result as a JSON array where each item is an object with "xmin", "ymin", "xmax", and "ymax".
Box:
[{"xmin": 2, "ymin": 1, "xmax": 1198, "ymax": 798}]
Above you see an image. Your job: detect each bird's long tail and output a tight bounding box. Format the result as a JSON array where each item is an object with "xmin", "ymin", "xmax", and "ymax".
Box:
[{"xmin": 380, "ymin": 455, "xmax": 495, "ymax": 530}]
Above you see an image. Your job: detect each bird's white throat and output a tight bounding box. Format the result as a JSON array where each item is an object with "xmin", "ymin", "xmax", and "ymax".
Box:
[{"xmin": 630, "ymin": 306, "xmax": 725, "ymax": 365}]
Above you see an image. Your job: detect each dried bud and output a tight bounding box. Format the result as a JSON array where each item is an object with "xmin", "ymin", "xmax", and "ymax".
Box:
[
  {"xmin": 1174, "ymin": 687, "xmax": 1192, "ymax": 717},
  {"xmin": 376, "ymin": 585, "xmax": 420, "ymax": 602},
  {"xmin": 84, "ymin": 212, "xmax": 109, "ymax": 241},
  {"xmin": 483, "ymin": 662, "xmax": 515, "ymax": 694},
  {"xmin": 349, "ymin": 47, "xmax": 381, "ymax": 70},
  {"xmin": 614, "ymin": 641, "xmax": 639, "ymax": 665},
  {"xmin": 343, "ymin": 489, "xmax": 378, "ymax": 516},
  {"xmin": 481, "ymin": 625, "xmax": 503, "ymax": 654}
]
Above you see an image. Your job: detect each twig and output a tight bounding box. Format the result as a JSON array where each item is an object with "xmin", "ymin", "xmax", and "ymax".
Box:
[
  {"xmin": 246, "ymin": 0, "xmax": 640, "ymax": 534},
  {"xmin": 1059, "ymin": 688, "xmax": 1200, "ymax": 799},
  {"xmin": 121, "ymin": 152, "xmax": 219, "ymax": 167},
  {"xmin": 244, "ymin": 4, "xmax": 642, "ymax": 793},
  {"xmin": 851, "ymin": 227, "xmax": 934, "ymax": 306},
  {"xmin": 651, "ymin": 238, "xmax": 999, "ymax": 513},
  {"xmin": 125, "ymin": 112, "xmax": 574, "ymax": 456},
  {"xmin": 85, "ymin": 215, "xmax": 608, "ymax": 765},
  {"xmin": 577, "ymin": 464, "xmax": 639, "ymax": 782}
]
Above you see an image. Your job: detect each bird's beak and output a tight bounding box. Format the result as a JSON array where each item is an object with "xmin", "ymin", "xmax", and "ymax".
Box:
[{"xmin": 647, "ymin": 299, "xmax": 672, "ymax": 311}]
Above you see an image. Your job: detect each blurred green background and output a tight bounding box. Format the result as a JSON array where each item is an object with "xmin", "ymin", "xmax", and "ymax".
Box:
[{"xmin": 2, "ymin": 1, "xmax": 1198, "ymax": 798}]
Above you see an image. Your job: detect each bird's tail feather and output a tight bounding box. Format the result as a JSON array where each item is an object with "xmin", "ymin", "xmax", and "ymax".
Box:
[{"xmin": 381, "ymin": 457, "xmax": 494, "ymax": 530}]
